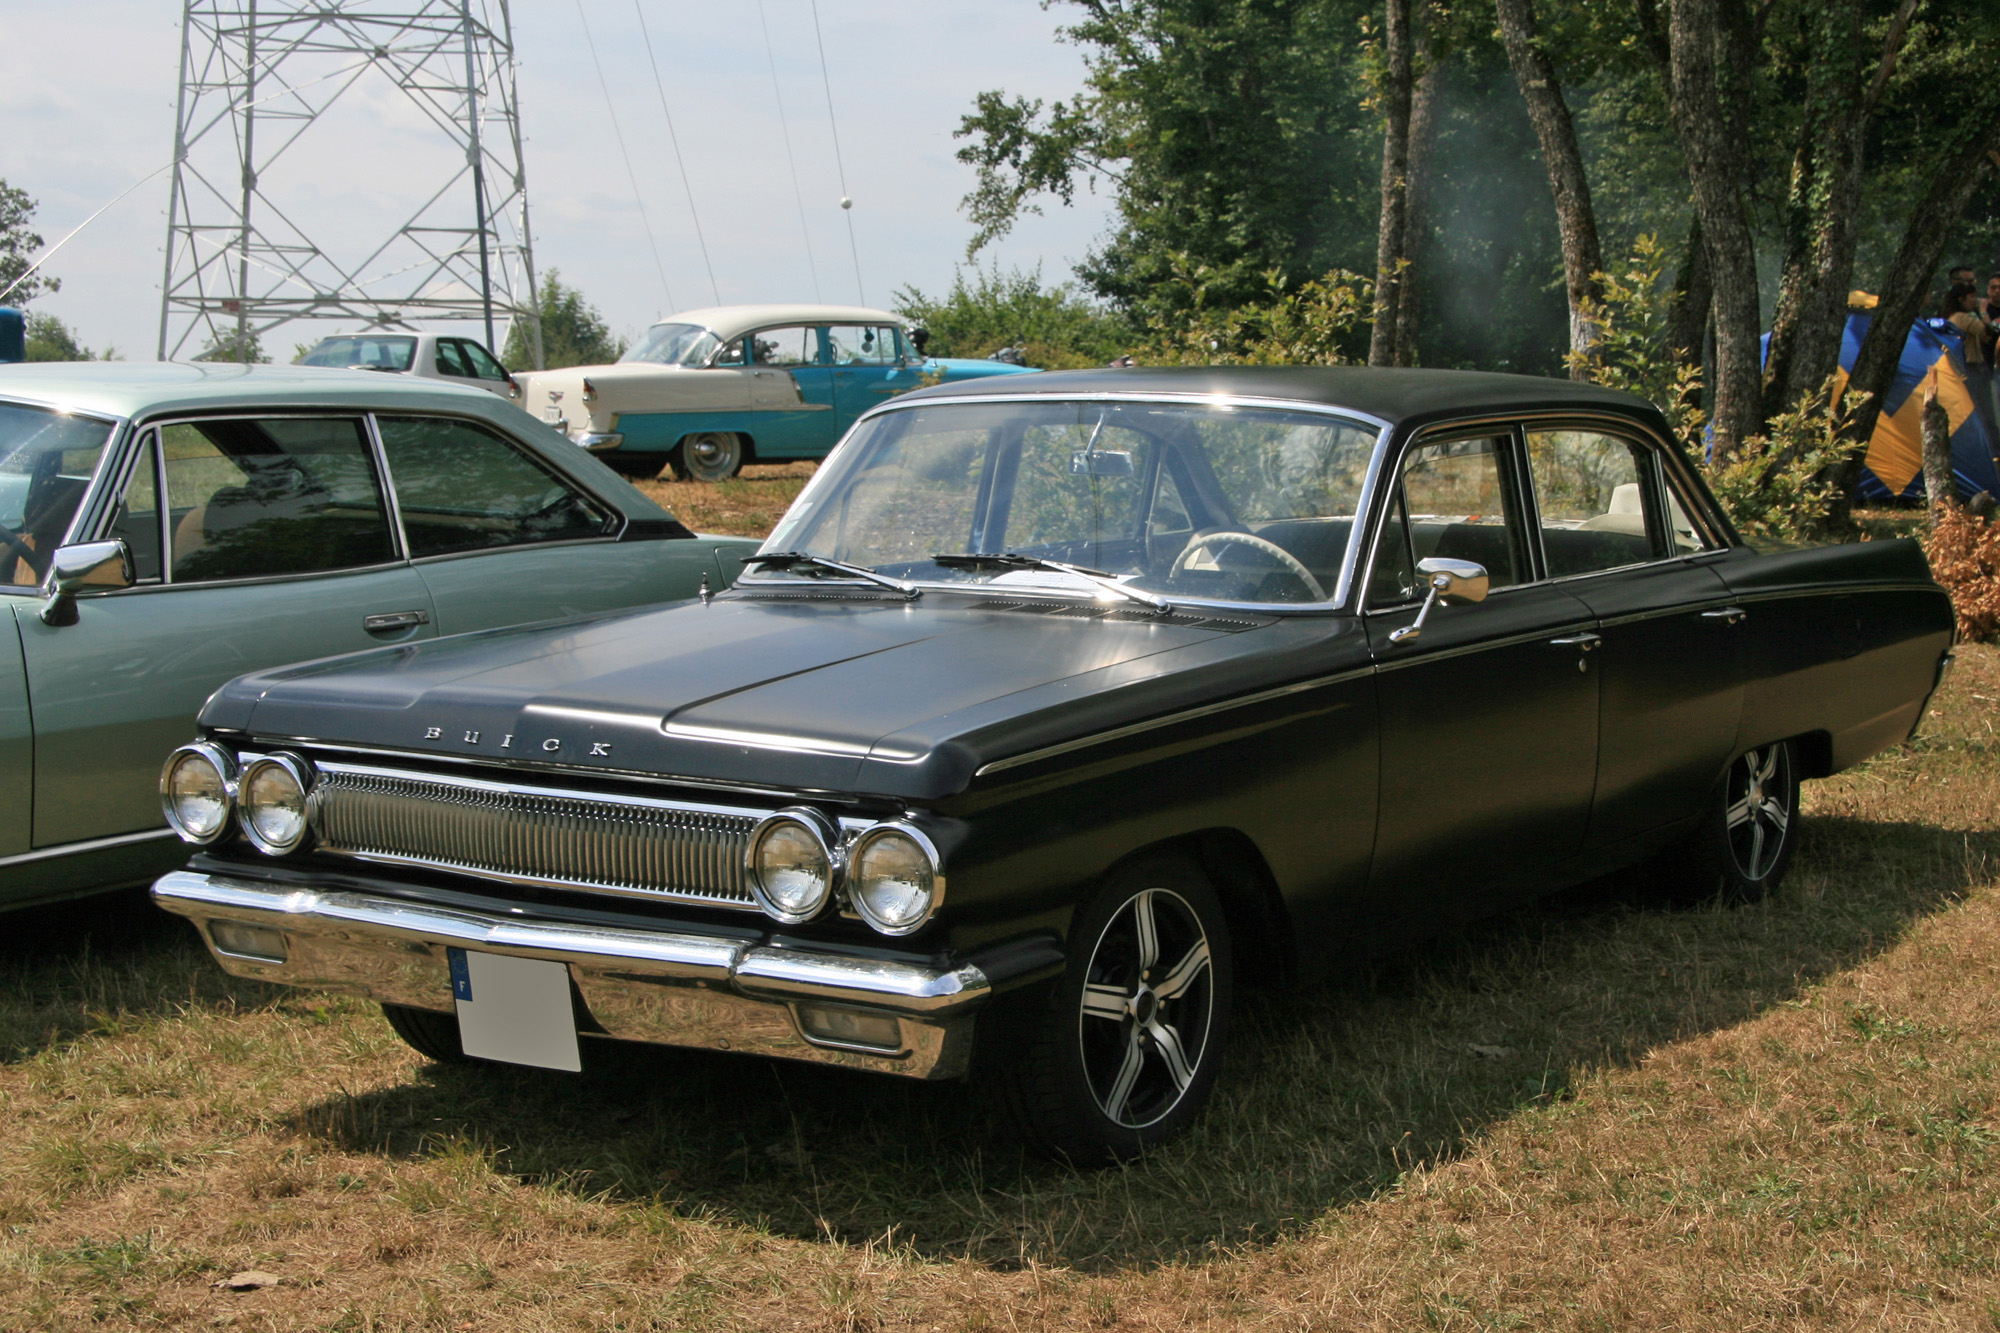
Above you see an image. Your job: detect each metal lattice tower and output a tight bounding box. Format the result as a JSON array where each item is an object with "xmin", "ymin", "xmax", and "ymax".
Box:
[{"xmin": 157, "ymin": 0, "xmax": 541, "ymax": 365}]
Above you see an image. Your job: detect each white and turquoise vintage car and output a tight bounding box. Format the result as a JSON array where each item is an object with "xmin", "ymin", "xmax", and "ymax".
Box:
[{"xmin": 514, "ymin": 304, "xmax": 1040, "ymax": 481}]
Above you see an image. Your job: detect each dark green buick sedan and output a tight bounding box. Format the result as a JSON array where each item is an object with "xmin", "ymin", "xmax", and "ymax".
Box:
[
  {"xmin": 153, "ymin": 367, "xmax": 1955, "ymax": 1161},
  {"xmin": 0, "ymin": 361, "xmax": 757, "ymax": 910}
]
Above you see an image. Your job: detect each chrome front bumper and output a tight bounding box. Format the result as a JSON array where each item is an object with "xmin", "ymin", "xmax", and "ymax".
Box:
[{"xmin": 153, "ymin": 870, "xmax": 993, "ymax": 1079}]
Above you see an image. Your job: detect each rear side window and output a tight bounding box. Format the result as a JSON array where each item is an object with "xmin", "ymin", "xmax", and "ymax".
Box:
[
  {"xmin": 376, "ymin": 417, "xmax": 616, "ymax": 558},
  {"xmin": 162, "ymin": 417, "xmax": 395, "ymax": 583},
  {"xmin": 1525, "ymin": 430, "xmax": 1656, "ymax": 577},
  {"xmin": 434, "ymin": 340, "xmax": 473, "ymax": 377},
  {"xmin": 461, "ymin": 341, "xmax": 510, "ymax": 381}
]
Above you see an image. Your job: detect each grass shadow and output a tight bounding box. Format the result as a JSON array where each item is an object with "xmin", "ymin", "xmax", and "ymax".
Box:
[{"xmin": 281, "ymin": 811, "xmax": 1992, "ymax": 1270}]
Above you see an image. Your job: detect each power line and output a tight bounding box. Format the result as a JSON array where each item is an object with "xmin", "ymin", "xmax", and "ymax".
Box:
[
  {"xmin": 807, "ymin": 0, "xmax": 864, "ymax": 305},
  {"xmin": 576, "ymin": 0, "xmax": 674, "ymax": 315},
  {"xmin": 757, "ymin": 0, "xmax": 821, "ymax": 302},
  {"xmin": 633, "ymin": 0, "xmax": 719, "ymax": 306}
]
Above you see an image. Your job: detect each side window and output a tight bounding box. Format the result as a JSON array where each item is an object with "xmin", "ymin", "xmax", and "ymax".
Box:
[
  {"xmin": 376, "ymin": 417, "xmax": 616, "ymax": 558},
  {"xmin": 163, "ymin": 417, "xmax": 396, "ymax": 583},
  {"xmin": 750, "ymin": 326, "xmax": 817, "ymax": 367},
  {"xmin": 434, "ymin": 340, "xmax": 474, "ymax": 378},
  {"xmin": 712, "ymin": 338, "xmax": 747, "ymax": 367},
  {"xmin": 461, "ymin": 341, "xmax": 511, "ymax": 381},
  {"xmin": 827, "ymin": 325, "xmax": 896, "ymax": 366},
  {"xmin": 1663, "ymin": 474, "xmax": 1715, "ymax": 554},
  {"xmin": 1526, "ymin": 430, "xmax": 1655, "ymax": 577},
  {"xmin": 107, "ymin": 435, "xmax": 164, "ymax": 584},
  {"xmin": 1369, "ymin": 435, "xmax": 1524, "ymax": 605}
]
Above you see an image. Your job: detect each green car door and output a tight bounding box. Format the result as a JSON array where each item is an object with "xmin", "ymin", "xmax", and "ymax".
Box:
[{"xmin": 17, "ymin": 415, "xmax": 438, "ymax": 849}]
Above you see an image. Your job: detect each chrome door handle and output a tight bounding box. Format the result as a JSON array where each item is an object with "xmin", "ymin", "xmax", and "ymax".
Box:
[
  {"xmin": 1549, "ymin": 632, "xmax": 1601, "ymax": 650},
  {"xmin": 363, "ymin": 609, "xmax": 430, "ymax": 632},
  {"xmin": 1702, "ymin": 606, "xmax": 1749, "ymax": 624}
]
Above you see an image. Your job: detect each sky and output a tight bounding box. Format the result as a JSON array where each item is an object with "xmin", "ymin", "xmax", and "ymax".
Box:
[{"xmin": 0, "ymin": 0, "xmax": 1119, "ymax": 361}]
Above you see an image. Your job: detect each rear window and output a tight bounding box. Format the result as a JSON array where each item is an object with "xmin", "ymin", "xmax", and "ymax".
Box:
[{"xmin": 295, "ymin": 336, "xmax": 416, "ymax": 372}]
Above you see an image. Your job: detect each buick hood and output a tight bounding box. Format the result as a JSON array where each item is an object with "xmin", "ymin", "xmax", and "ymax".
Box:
[{"xmin": 202, "ymin": 592, "xmax": 1359, "ymax": 799}]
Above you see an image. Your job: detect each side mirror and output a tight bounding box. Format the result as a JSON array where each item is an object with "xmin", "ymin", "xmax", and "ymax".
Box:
[
  {"xmin": 39, "ymin": 539, "xmax": 133, "ymax": 626},
  {"xmin": 1388, "ymin": 557, "xmax": 1488, "ymax": 644}
]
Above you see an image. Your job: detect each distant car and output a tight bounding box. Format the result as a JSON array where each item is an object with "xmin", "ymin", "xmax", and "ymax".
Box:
[
  {"xmin": 150, "ymin": 366, "xmax": 1953, "ymax": 1163},
  {"xmin": 294, "ymin": 330, "xmax": 517, "ymax": 399},
  {"xmin": 0, "ymin": 360, "xmax": 759, "ymax": 912},
  {"xmin": 512, "ymin": 304, "xmax": 1040, "ymax": 481}
]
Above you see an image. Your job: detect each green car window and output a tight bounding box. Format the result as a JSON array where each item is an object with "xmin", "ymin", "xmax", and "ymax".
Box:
[
  {"xmin": 0, "ymin": 402, "xmax": 116, "ymax": 588},
  {"xmin": 108, "ymin": 435, "xmax": 164, "ymax": 584},
  {"xmin": 163, "ymin": 416, "xmax": 396, "ymax": 583},
  {"xmin": 376, "ymin": 416, "xmax": 615, "ymax": 558}
]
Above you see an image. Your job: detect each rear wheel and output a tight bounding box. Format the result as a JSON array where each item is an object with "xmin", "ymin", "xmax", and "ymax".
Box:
[
  {"xmin": 1001, "ymin": 852, "xmax": 1232, "ymax": 1164},
  {"xmin": 380, "ymin": 1003, "xmax": 469, "ymax": 1064},
  {"xmin": 671, "ymin": 432, "xmax": 745, "ymax": 483},
  {"xmin": 1661, "ymin": 739, "xmax": 1801, "ymax": 904}
]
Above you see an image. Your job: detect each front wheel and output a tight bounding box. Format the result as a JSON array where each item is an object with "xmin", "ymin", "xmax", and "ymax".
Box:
[
  {"xmin": 380, "ymin": 1003, "xmax": 470, "ymax": 1064},
  {"xmin": 671, "ymin": 432, "xmax": 745, "ymax": 483},
  {"xmin": 1000, "ymin": 853, "xmax": 1232, "ymax": 1164}
]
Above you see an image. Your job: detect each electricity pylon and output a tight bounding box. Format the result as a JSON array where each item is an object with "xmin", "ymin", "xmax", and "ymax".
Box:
[{"xmin": 157, "ymin": 0, "xmax": 541, "ymax": 365}]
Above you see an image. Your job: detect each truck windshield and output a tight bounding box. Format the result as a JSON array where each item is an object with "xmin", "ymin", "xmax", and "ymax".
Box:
[
  {"xmin": 295, "ymin": 336, "xmax": 416, "ymax": 371},
  {"xmin": 756, "ymin": 399, "xmax": 1380, "ymax": 607},
  {"xmin": 620, "ymin": 323, "xmax": 723, "ymax": 367},
  {"xmin": 0, "ymin": 402, "xmax": 117, "ymax": 588}
]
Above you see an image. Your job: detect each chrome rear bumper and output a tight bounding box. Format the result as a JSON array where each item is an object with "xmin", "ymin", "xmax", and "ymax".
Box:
[{"xmin": 153, "ymin": 870, "xmax": 991, "ymax": 1079}]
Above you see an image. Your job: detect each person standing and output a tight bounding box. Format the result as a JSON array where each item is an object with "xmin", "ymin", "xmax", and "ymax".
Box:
[{"xmin": 1945, "ymin": 283, "xmax": 2000, "ymax": 448}]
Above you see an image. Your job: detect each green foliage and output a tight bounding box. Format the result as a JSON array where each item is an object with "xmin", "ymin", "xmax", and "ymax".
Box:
[
  {"xmin": 1138, "ymin": 260, "xmax": 1372, "ymax": 366},
  {"xmin": 23, "ymin": 312, "xmax": 112, "ymax": 362},
  {"xmin": 501, "ymin": 269, "xmax": 626, "ymax": 370},
  {"xmin": 0, "ymin": 179, "xmax": 58, "ymax": 306},
  {"xmin": 192, "ymin": 328, "xmax": 269, "ymax": 365},
  {"xmin": 1576, "ymin": 237, "xmax": 1859, "ymax": 546},
  {"xmin": 892, "ymin": 264, "xmax": 1134, "ymax": 369}
]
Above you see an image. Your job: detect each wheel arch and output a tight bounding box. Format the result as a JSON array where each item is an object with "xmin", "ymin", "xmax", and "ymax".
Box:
[{"xmin": 1106, "ymin": 828, "xmax": 1296, "ymax": 990}]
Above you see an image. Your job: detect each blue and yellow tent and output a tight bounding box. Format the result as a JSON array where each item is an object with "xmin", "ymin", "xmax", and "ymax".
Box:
[{"xmin": 1833, "ymin": 308, "xmax": 2000, "ymax": 501}]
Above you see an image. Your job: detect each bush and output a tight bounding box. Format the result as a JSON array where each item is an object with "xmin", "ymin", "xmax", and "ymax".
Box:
[
  {"xmin": 1137, "ymin": 259, "xmax": 1371, "ymax": 366},
  {"xmin": 893, "ymin": 264, "xmax": 1133, "ymax": 369},
  {"xmin": 1924, "ymin": 504, "xmax": 2000, "ymax": 642}
]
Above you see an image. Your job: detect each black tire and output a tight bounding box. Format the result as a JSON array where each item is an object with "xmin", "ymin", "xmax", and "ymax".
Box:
[
  {"xmin": 1665, "ymin": 739, "xmax": 1802, "ymax": 904},
  {"xmin": 671, "ymin": 432, "xmax": 745, "ymax": 483},
  {"xmin": 380, "ymin": 1003, "xmax": 470, "ymax": 1064},
  {"xmin": 1000, "ymin": 852, "xmax": 1233, "ymax": 1165},
  {"xmin": 601, "ymin": 450, "xmax": 668, "ymax": 480}
]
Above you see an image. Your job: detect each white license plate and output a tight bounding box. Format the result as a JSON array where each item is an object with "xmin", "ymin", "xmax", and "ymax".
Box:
[
  {"xmin": 447, "ymin": 948, "xmax": 581, "ymax": 1071},
  {"xmin": 541, "ymin": 406, "xmax": 566, "ymax": 427}
]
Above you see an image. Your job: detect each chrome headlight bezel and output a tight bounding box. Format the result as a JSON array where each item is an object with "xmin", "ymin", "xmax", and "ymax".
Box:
[
  {"xmin": 160, "ymin": 741, "xmax": 237, "ymax": 844},
  {"xmin": 745, "ymin": 807, "xmax": 843, "ymax": 924},
  {"xmin": 848, "ymin": 822, "xmax": 944, "ymax": 937},
  {"xmin": 236, "ymin": 752, "xmax": 314, "ymax": 856}
]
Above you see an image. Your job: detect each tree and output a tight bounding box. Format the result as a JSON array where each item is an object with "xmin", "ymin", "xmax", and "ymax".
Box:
[
  {"xmin": 892, "ymin": 264, "xmax": 1134, "ymax": 368},
  {"xmin": 1368, "ymin": 0, "xmax": 1417, "ymax": 366},
  {"xmin": 23, "ymin": 312, "xmax": 109, "ymax": 362},
  {"xmin": 194, "ymin": 329, "xmax": 269, "ymax": 364},
  {"xmin": 501, "ymin": 269, "xmax": 625, "ymax": 370},
  {"xmin": 0, "ymin": 180, "xmax": 58, "ymax": 307}
]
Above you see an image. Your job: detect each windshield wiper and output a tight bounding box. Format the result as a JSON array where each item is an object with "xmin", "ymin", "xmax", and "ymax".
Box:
[
  {"xmin": 932, "ymin": 552, "xmax": 1172, "ymax": 615},
  {"xmin": 742, "ymin": 551, "xmax": 919, "ymax": 599}
]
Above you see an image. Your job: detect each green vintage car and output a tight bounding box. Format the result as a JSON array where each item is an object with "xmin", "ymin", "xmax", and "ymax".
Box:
[{"xmin": 0, "ymin": 361, "xmax": 759, "ymax": 911}]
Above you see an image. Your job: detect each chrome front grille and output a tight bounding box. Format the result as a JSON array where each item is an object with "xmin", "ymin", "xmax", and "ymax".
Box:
[{"xmin": 306, "ymin": 761, "xmax": 765, "ymax": 910}]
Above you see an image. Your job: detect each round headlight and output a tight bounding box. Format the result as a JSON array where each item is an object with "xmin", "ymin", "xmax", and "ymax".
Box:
[
  {"xmin": 237, "ymin": 753, "xmax": 312, "ymax": 855},
  {"xmin": 850, "ymin": 824, "xmax": 941, "ymax": 936},
  {"xmin": 160, "ymin": 743, "xmax": 235, "ymax": 844},
  {"xmin": 746, "ymin": 809, "xmax": 840, "ymax": 923}
]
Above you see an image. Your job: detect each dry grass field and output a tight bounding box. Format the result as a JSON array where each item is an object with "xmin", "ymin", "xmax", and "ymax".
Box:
[
  {"xmin": 2, "ymin": 646, "xmax": 1998, "ymax": 1328},
  {"xmin": 633, "ymin": 463, "xmax": 817, "ymax": 539}
]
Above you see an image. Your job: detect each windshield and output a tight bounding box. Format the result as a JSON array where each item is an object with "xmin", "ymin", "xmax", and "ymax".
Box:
[
  {"xmin": 757, "ymin": 399, "xmax": 1380, "ymax": 606},
  {"xmin": 0, "ymin": 402, "xmax": 117, "ymax": 588},
  {"xmin": 294, "ymin": 335, "xmax": 416, "ymax": 371},
  {"xmin": 620, "ymin": 322, "xmax": 724, "ymax": 367}
]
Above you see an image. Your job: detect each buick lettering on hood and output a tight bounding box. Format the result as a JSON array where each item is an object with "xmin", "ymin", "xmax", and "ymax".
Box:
[{"xmin": 153, "ymin": 367, "xmax": 1955, "ymax": 1162}]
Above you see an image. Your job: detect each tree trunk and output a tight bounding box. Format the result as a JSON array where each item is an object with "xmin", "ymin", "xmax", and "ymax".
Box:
[
  {"xmin": 1496, "ymin": 0, "xmax": 1603, "ymax": 379},
  {"xmin": 1369, "ymin": 0, "xmax": 1415, "ymax": 368},
  {"xmin": 1393, "ymin": 9, "xmax": 1441, "ymax": 369},
  {"xmin": 1762, "ymin": 1, "xmax": 1917, "ymax": 423},
  {"xmin": 1666, "ymin": 0, "xmax": 1761, "ymax": 460},
  {"xmin": 1665, "ymin": 214, "xmax": 1711, "ymax": 366},
  {"xmin": 1922, "ymin": 376, "xmax": 1956, "ymax": 524}
]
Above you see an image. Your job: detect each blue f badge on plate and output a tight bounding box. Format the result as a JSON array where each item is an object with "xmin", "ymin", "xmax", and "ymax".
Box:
[{"xmin": 445, "ymin": 946, "xmax": 582, "ymax": 1072}]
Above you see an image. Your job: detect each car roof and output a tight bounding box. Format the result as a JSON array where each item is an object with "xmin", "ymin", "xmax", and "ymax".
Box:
[
  {"xmin": 0, "ymin": 360, "xmax": 508, "ymax": 421},
  {"xmin": 894, "ymin": 365, "xmax": 1668, "ymax": 433},
  {"xmin": 661, "ymin": 305, "xmax": 904, "ymax": 340}
]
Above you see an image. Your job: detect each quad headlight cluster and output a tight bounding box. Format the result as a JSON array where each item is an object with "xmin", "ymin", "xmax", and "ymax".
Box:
[
  {"xmin": 160, "ymin": 744, "xmax": 314, "ymax": 854},
  {"xmin": 746, "ymin": 808, "xmax": 943, "ymax": 936}
]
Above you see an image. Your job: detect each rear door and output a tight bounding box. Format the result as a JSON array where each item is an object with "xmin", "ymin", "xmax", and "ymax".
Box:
[
  {"xmin": 19, "ymin": 415, "xmax": 437, "ymax": 847},
  {"xmin": 375, "ymin": 413, "xmax": 719, "ymax": 634}
]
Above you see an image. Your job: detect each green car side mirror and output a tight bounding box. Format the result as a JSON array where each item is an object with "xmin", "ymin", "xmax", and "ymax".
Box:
[{"xmin": 40, "ymin": 539, "xmax": 133, "ymax": 627}]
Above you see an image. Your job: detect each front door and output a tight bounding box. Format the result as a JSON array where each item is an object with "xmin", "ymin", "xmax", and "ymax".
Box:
[
  {"xmin": 745, "ymin": 324, "xmax": 837, "ymax": 459},
  {"xmin": 1364, "ymin": 432, "xmax": 1601, "ymax": 930},
  {"xmin": 20, "ymin": 416, "xmax": 436, "ymax": 847}
]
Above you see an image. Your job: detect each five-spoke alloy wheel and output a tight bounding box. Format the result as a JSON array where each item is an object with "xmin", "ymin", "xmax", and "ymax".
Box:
[
  {"xmin": 1658, "ymin": 737, "xmax": 1802, "ymax": 904},
  {"xmin": 1001, "ymin": 852, "xmax": 1233, "ymax": 1163}
]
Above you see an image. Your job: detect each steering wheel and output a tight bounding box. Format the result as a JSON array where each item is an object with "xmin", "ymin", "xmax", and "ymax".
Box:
[
  {"xmin": 1169, "ymin": 530, "xmax": 1327, "ymax": 601},
  {"xmin": 0, "ymin": 521, "xmax": 44, "ymax": 583}
]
